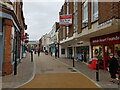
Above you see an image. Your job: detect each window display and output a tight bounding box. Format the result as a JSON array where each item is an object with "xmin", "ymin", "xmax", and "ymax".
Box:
[
  {"xmin": 114, "ymin": 44, "xmax": 120, "ymax": 59},
  {"xmin": 93, "ymin": 45, "xmax": 103, "ymax": 59},
  {"xmin": 93, "ymin": 46, "xmax": 104, "ymax": 69}
]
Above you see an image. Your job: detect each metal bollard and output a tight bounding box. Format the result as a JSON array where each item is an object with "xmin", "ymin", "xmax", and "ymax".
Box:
[
  {"xmin": 73, "ymin": 57, "xmax": 75, "ymax": 67},
  {"xmin": 31, "ymin": 51, "xmax": 33, "ymax": 62},
  {"xmin": 96, "ymin": 62, "xmax": 99, "ymax": 81}
]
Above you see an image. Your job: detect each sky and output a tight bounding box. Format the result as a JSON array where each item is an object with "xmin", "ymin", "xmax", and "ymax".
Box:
[{"xmin": 23, "ymin": 0, "xmax": 64, "ymax": 41}]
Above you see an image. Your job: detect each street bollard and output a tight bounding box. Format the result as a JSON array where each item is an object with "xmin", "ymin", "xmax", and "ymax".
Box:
[
  {"xmin": 73, "ymin": 57, "xmax": 75, "ymax": 67},
  {"xmin": 96, "ymin": 62, "xmax": 99, "ymax": 81},
  {"xmin": 31, "ymin": 51, "xmax": 33, "ymax": 62}
]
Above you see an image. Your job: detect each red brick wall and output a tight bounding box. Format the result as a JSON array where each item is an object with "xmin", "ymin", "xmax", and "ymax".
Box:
[
  {"xmin": 88, "ymin": 1, "xmax": 92, "ymax": 29},
  {"xmin": 68, "ymin": 2, "xmax": 74, "ymax": 38},
  {"xmin": 98, "ymin": 2, "xmax": 120, "ymax": 24},
  {"xmin": 2, "ymin": 19, "xmax": 13, "ymax": 75},
  {"xmin": 77, "ymin": 2, "xmax": 82, "ymax": 34}
]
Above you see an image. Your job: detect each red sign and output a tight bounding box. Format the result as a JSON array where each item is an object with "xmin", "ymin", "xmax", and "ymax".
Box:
[
  {"xmin": 90, "ymin": 32, "xmax": 120, "ymax": 45},
  {"xmin": 59, "ymin": 14, "xmax": 72, "ymax": 25},
  {"xmin": 21, "ymin": 35, "xmax": 28, "ymax": 39}
]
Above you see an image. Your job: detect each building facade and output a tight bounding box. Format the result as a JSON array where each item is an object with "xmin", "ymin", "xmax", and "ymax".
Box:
[
  {"xmin": 59, "ymin": 0, "xmax": 120, "ymax": 70},
  {"xmin": 0, "ymin": 0, "xmax": 26, "ymax": 75}
]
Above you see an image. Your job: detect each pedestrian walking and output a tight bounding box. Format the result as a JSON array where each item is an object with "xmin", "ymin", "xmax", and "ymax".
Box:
[
  {"xmin": 38, "ymin": 49, "xmax": 40, "ymax": 56},
  {"xmin": 34, "ymin": 49, "xmax": 37, "ymax": 54},
  {"xmin": 55, "ymin": 48, "xmax": 57, "ymax": 58},
  {"xmin": 108, "ymin": 53, "xmax": 119, "ymax": 83},
  {"xmin": 31, "ymin": 49, "xmax": 33, "ymax": 62},
  {"xmin": 51, "ymin": 52, "xmax": 52, "ymax": 56}
]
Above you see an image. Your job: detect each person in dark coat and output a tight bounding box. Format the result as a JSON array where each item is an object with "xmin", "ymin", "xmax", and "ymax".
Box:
[
  {"xmin": 108, "ymin": 53, "xmax": 119, "ymax": 82},
  {"xmin": 55, "ymin": 48, "xmax": 58, "ymax": 59},
  {"xmin": 38, "ymin": 49, "xmax": 41, "ymax": 56}
]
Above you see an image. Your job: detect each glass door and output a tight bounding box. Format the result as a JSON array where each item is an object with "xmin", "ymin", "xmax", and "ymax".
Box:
[{"xmin": 104, "ymin": 44, "xmax": 114, "ymax": 70}]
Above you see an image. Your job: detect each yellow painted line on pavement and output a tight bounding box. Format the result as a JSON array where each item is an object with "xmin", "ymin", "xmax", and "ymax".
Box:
[{"xmin": 19, "ymin": 73, "xmax": 100, "ymax": 88}]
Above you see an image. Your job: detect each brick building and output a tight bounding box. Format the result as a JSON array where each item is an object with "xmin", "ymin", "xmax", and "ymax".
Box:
[
  {"xmin": 0, "ymin": 0, "xmax": 26, "ymax": 75},
  {"xmin": 58, "ymin": 0, "xmax": 120, "ymax": 70}
]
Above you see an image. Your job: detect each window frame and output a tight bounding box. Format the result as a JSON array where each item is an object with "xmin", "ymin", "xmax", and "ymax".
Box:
[
  {"xmin": 82, "ymin": 0, "xmax": 88, "ymax": 28},
  {"xmin": 91, "ymin": 0, "xmax": 98, "ymax": 22}
]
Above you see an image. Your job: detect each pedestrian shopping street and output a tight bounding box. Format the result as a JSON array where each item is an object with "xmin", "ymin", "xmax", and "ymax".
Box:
[
  {"xmin": 19, "ymin": 53, "xmax": 99, "ymax": 88},
  {"xmin": 2, "ymin": 53, "xmax": 120, "ymax": 89}
]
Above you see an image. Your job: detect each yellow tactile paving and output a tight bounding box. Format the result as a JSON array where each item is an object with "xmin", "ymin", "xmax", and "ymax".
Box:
[{"xmin": 19, "ymin": 73, "xmax": 100, "ymax": 88}]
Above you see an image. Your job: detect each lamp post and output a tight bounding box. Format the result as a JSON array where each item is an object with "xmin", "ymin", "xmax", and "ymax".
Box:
[{"xmin": 96, "ymin": 61, "xmax": 99, "ymax": 81}]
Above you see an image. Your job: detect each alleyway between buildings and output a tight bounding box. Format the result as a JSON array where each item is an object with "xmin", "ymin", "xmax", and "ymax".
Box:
[{"xmin": 19, "ymin": 53, "xmax": 99, "ymax": 88}]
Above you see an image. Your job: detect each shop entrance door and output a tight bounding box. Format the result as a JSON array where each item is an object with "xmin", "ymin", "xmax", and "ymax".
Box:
[
  {"xmin": 104, "ymin": 44, "xmax": 114, "ymax": 70},
  {"xmin": 67, "ymin": 47, "xmax": 72, "ymax": 59}
]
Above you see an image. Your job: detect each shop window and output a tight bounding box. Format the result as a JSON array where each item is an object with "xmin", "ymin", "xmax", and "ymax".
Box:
[
  {"xmin": 93, "ymin": 46, "xmax": 103, "ymax": 59},
  {"xmin": 61, "ymin": 48, "xmax": 65, "ymax": 54},
  {"xmin": 93, "ymin": 46, "xmax": 104, "ymax": 69},
  {"xmin": 105, "ymin": 45, "xmax": 114, "ymax": 56},
  {"xmin": 114, "ymin": 44, "xmax": 120, "ymax": 59},
  {"xmin": 91, "ymin": 0, "xmax": 98, "ymax": 22},
  {"xmin": 82, "ymin": 0, "xmax": 88, "ymax": 28}
]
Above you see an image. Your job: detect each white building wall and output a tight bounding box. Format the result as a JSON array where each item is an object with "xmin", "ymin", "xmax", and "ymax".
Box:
[{"xmin": 59, "ymin": 45, "xmax": 68, "ymax": 58}]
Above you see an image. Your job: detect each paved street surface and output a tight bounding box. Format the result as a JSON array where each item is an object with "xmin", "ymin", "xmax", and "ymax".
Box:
[
  {"xmin": 57, "ymin": 57, "xmax": 120, "ymax": 89},
  {"xmin": 2, "ymin": 53, "xmax": 34, "ymax": 88},
  {"xmin": 19, "ymin": 53, "xmax": 99, "ymax": 88},
  {"xmin": 2, "ymin": 52, "xmax": 120, "ymax": 89}
]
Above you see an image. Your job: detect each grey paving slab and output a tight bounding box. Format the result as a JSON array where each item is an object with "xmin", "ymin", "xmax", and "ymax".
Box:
[
  {"xmin": 34, "ymin": 53, "xmax": 75, "ymax": 74},
  {"xmin": 56, "ymin": 56, "xmax": 120, "ymax": 89},
  {"xmin": 2, "ymin": 53, "xmax": 34, "ymax": 88}
]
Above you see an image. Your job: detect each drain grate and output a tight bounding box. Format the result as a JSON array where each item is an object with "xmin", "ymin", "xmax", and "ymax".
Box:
[{"xmin": 71, "ymin": 69, "xmax": 77, "ymax": 72}]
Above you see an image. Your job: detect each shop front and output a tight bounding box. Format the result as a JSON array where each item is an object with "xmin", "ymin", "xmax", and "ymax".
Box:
[
  {"xmin": 90, "ymin": 32, "xmax": 120, "ymax": 70},
  {"xmin": 76, "ymin": 46, "xmax": 89, "ymax": 62},
  {"xmin": 67, "ymin": 47, "xmax": 73, "ymax": 59},
  {"xmin": 50, "ymin": 43, "xmax": 55, "ymax": 56}
]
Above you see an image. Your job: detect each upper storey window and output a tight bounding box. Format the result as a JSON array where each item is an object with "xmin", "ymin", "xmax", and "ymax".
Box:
[
  {"xmin": 91, "ymin": 0, "xmax": 98, "ymax": 22},
  {"xmin": 82, "ymin": 0, "xmax": 88, "ymax": 28}
]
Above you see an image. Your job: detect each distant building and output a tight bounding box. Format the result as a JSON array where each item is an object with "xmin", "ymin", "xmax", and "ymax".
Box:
[{"xmin": 28, "ymin": 41, "xmax": 39, "ymax": 51}]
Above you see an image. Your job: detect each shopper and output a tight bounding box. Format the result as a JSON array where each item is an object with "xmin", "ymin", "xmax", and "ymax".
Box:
[
  {"xmin": 38, "ymin": 49, "xmax": 40, "ymax": 56},
  {"xmin": 108, "ymin": 53, "xmax": 119, "ymax": 82},
  {"xmin": 55, "ymin": 48, "xmax": 58, "ymax": 58}
]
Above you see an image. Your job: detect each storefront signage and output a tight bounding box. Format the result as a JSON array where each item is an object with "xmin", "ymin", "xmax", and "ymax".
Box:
[
  {"xmin": 59, "ymin": 14, "xmax": 72, "ymax": 26},
  {"xmin": 90, "ymin": 32, "xmax": 120, "ymax": 45},
  {"xmin": 21, "ymin": 35, "xmax": 28, "ymax": 40}
]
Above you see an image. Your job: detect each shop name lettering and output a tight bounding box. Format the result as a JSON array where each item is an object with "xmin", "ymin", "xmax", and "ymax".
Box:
[
  {"xmin": 60, "ymin": 19, "xmax": 72, "ymax": 24},
  {"xmin": 92, "ymin": 36, "xmax": 120, "ymax": 43}
]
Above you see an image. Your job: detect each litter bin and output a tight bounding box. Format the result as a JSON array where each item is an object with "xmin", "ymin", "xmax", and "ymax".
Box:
[{"xmin": 88, "ymin": 58, "xmax": 98, "ymax": 69}]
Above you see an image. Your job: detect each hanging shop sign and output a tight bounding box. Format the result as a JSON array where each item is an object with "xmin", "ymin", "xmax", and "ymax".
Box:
[
  {"xmin": 21, "ymin": 35, "xmax": 28, "ymax": 40},
  {"xmin": 90, "ymin": 32, "xmax": 120, "ymax": 45},
  {"xmin": 59, "ymin": 14, "xmax": 72, "ymax": 26}
]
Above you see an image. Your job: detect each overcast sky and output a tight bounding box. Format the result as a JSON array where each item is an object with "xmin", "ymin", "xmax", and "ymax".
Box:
[{"xmin": 23, "ymin": 1, "xmax": 64, "ymax": 41}]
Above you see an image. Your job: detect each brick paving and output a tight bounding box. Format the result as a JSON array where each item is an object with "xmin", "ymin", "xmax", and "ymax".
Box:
[
  {"xmin": 2, "ymin": 53, "xmax": 35, "ymax": 88},
  {"xmin": 56, "ymin": 56, "xmax": 120, "ymax": 89}
]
